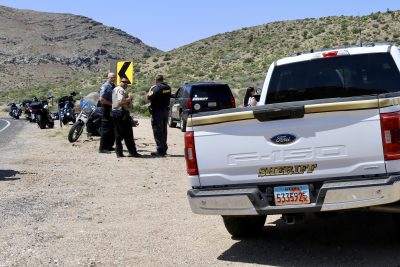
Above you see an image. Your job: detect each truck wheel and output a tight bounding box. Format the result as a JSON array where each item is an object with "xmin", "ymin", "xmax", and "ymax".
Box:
[
  {"xmin": 180, "ymin": 114, "xmax": 186, "ymax": 132},
  {"xmin": 168, "ymin": 111, "xmax": 177, "ymax": 128},
  {"xmin": 392, "ymin": 213, "xmax": 400, "ymax": 233},
  {"xmin": 222, "ymin": 215, "xmax": 267, "ymax": 237}
]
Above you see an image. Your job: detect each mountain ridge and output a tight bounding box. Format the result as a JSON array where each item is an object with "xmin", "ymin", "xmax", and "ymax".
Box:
[
  {"xmin": 1, "ymin": 6, "xmax": 400, "ymax": 110},
  {"xmin": 0, "ymin": 5, "xmax": 160, "ymax": 90}
]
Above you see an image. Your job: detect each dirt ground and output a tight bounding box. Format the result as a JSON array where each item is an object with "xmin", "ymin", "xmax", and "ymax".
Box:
[{"xmin": 1, "ymin": 113, "xmax": 400, "ymax": 267}]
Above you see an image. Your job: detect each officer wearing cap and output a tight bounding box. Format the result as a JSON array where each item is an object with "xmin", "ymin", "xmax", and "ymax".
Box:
[
  {"xmin": 147, "ymin": 74, "xmax": 171, "ymax": 157},
  {"xmin": 99, "ymin": 72, "xmax": 116, "ymax": 153},
  {"xmin": 112, "ymin": 78, "xmax": 141, "ymax": 158}
]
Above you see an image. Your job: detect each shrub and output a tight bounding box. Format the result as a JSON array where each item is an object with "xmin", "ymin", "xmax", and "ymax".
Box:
[
  {"xmin": 163, "ymin": 54, "xmax": 172, "ymax": 61},
  {"xmin": 248, "ymin": 34, "xmax": 254, "ymax": 43}
]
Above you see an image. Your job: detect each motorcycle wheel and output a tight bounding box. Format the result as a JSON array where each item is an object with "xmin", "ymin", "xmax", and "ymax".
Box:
[
  {"xmin": 36, "ymin": 115, "xmax": 46, "ymax": 129},
  {"xmin": 68, "ymin": 121, "xmax": 84, "ymax": 143},
  {"xmin": 48, "ymin": 121, "xmax": 54, "ymax": 128}
]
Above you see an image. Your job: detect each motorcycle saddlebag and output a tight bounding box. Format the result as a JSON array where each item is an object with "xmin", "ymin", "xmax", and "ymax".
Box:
[{"xmin": 30, "ymin": 102, "xmax": 43, "ymax": 110}]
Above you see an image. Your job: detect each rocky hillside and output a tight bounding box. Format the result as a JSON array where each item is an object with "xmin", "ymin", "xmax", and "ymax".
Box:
[
  {"xmin": 0, "ymin": 5, "xmax": 160, "ymax": 90},
  {"xmin": 136, "ymin": 10, "xmax": 400, "ymax": 102},
  {"xmin": 2, "ymin": 7, "xmax": 400, "ymax": 111}
]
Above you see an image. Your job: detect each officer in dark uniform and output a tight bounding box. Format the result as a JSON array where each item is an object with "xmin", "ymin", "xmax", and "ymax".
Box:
[
  {"xmin": 99, "ymin": 72, "xmax": 116, "ymax": 153},
  {"xmin": 147, "ymin": 74, "xmax": 171, "ymax": 157}
]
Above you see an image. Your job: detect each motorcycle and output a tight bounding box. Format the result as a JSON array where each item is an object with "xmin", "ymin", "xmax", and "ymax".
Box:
[
  {"xmin": 68, "ymin": 93, "xmax": 102, "ymax": 143},
  {"xmin": 22, "ymin": 100, "xmax": 36, "ymax": 122},
  {"xmin": 8, "ymin": 102, "xmax": 22, "ymax": 119},
  {"xmin": 30, "ymin": 99, "xmax": 54, "ymax": 129},
  {"xmin": 58, "ymin": 92, "xmax": 76, "ymax": 127}
]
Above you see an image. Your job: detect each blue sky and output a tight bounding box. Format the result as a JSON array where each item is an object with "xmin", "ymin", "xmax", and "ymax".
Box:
[{"xmin": 0, "ymin": 1, "xmax": 398, "ymax": 51}]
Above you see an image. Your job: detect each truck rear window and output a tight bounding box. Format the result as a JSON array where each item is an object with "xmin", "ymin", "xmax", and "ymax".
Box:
[{"xmin": 266, "ymin": 53, "xmax": 400, "ymax": 104}]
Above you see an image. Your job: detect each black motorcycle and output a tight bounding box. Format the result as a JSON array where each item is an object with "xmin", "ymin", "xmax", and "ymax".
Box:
[
  {"xmin": 30, "ymin": 100, "xmax": 54, "ymax": 129},
  {"xmin": 8, "ymin": 102, "xmax": 22, "ymax": 119},
  {"xmin": 22, "ymin": 100, "xmax": 36, "ymax": 122},
  {"xmin": 57, "ymin": 92, "xmax": 76, "ymax": 127}
]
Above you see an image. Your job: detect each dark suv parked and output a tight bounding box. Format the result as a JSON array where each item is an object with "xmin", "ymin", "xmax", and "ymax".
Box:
[{"xmin": 168, "ymin": 82, "xmax": 235, "ymax": 132}]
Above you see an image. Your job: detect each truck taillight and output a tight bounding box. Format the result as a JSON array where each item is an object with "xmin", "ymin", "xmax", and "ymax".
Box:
[
  {"xmin": 184, "ymin": 131, "xmax": 199, "ymax": 175},
  {"xmin": 187, "ymin": 98, "xmax": 193, "ymax": 109},
  {"xmin": 231, "ymin": 96, "xmax": 236, "ymax": 108},
  {"xmin": 380, "ymin": 111, "xmax": 400, "ymax": 160}
]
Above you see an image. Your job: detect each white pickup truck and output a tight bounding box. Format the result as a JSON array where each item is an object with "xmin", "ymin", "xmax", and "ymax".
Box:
[{"xmin": 184, "ymin": 43, "xmax": 400, "ymax": 237}]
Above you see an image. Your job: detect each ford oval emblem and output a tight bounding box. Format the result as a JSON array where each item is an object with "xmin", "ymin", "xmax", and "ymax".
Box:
[{"xmin": 271, "ymin": 134, "xmax": 297, "ymax": 145}]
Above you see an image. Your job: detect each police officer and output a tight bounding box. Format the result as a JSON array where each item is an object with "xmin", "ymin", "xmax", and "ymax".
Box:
[
  {"xmin": 99, "ymin": 72, "xmax": 116, "ymax": 153},
  {"xmin": 147, "ymin": 74, "xmax": 171, "ymax": 157},
  {"xmin": 112, "ymin": 78, "xmax": 141, "ymax": 158}
]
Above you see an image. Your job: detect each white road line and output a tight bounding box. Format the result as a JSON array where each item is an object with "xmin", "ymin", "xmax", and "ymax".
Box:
[{"xmin": 0, "ymin": 119, "xmax": 11, "ymax": 133}]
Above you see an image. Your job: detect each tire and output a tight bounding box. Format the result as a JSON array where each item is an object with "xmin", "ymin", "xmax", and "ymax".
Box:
[
  {"xmin": 36, "ymin": 115, "xmax": 46, "ymax": 129},
  {"xmin": 48, "ymin": 121, "xmax": 54, "ymax": 129},
  {"xmin": 168, "ymin": 111, "xmax": 177, "ymax": 128},
  {"xmin": 15, "ymin": 116, "xmax": 19, "ymax": 120},
  {"xmin": 68, "ymin": 121, "xmax": 84, "ymax": 143},
  {"xmin": 222, "ymin": 215, "xmax": 267, "ymax": 238},
  {"xmin": 59, "ymin": 114, "xmax": 63, "ymax": 128},
  {"xmin": 180, "ymin": 113, "xmax": 186, "ymax": 132},
  {"xmin": 392, "ymin": 213, "xmax": 400, "ymax": 233},
  {"xmin": 314, "ymin": 212, "xmax": 338, "ymax": 219}
]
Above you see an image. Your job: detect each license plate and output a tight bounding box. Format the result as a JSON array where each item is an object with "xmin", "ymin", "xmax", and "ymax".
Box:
[
  {"xmin": 208, "ymin": 102, "xmax": 217, "ymax": 107},
  {"xmin": 274, "ymin": 185, "xmax": 310, "ymax": 206}
]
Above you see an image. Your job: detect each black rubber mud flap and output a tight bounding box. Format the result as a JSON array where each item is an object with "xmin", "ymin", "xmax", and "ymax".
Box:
[{"xmin": 253, "ymin": 106, "xmax": 305, "ymax": 122}]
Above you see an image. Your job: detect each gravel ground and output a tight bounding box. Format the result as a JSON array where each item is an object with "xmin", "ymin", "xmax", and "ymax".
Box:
[{"xmin": 1, "ymin": 114, "xmax": 400, "ymax": 266}]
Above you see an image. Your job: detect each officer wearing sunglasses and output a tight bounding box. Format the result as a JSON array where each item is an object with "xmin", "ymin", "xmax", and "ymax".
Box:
[{"xmin": 111, "ymin": 78, "xmax": 141, "ymax": 158}]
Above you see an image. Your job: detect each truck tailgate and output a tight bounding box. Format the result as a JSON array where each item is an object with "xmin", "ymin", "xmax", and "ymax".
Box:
[{"xmin": 193, "ymin": 108, "xmax": 386, "ymax": 186}]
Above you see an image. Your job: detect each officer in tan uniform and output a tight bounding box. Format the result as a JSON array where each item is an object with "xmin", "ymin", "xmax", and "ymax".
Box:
[{"xmin": 111, "ymin": 78, "xmax": 141, "ymax": 158}]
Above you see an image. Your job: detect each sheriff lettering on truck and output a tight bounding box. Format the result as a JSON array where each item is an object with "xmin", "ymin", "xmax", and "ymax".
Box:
[{"xmin": 184, "ymin": 43, "xmax": 400, "ymax": 237}]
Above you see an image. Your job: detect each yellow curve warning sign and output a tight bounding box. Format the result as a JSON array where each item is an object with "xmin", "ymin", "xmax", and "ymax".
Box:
[{"xmin": 117, "ymin": 61, "xmax": 134, "ymax": 85}]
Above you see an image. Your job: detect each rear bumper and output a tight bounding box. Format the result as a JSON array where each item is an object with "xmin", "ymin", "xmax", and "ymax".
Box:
[{"xmin": 187, "ymin": 175, "xmax": 400, "ymax": 215}]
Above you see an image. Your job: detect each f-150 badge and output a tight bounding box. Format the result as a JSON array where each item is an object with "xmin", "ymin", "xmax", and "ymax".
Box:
[{"xmin": 258, "ymin": 164, "xmax": 317, "ymax": 177}]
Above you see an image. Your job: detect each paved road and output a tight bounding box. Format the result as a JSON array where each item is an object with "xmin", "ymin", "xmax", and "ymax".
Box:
[{"xmin": 0, "ymin": 117, "xmax": 25, "ymax": 148}]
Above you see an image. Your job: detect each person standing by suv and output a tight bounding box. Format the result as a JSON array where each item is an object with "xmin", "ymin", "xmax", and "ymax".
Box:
[
  {"xmin": 147, "ymin": 74, "xmax": 171, "ymax": 157},
  {"xmin": 99, "ymin": 72, "xmax": 116, "ymax": 153}
]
